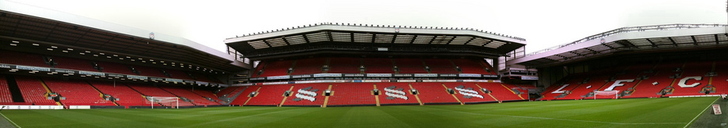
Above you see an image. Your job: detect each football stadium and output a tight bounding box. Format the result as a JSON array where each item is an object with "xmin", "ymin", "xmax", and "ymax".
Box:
[{"xmin": 1, "ymin": 1, "xmax": 727, "ymax": 128}]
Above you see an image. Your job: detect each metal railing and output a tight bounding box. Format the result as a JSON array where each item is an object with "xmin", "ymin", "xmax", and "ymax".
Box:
[
  {"xmin": 520, "ymin": 24, "xmax": 727, "ymax": 59},
  {"xmin": 225, "ymin": 22, "xmax": 526, "ymax": 41}
]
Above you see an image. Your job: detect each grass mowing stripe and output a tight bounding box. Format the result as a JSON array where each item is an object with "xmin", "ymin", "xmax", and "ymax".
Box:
[
  {"xmin": 682, "ymin": 97, "xmax": 719, "ymax": 128},
  {"xmin": 0, "ymin": 112, "xmax": 21, "ymax": 128}
]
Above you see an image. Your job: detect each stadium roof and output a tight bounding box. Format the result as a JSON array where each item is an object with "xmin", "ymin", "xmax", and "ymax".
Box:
[
  {"xmin": 225, "ymin": 23, "xmax": 526, "ymax": 60},
  {"xmin": 510, "ymin": 24, "xmax": 728, "ymax": 68},
  {"xmin": 0, "ymin": 3, "xmax": 248, "ymax": 73}
]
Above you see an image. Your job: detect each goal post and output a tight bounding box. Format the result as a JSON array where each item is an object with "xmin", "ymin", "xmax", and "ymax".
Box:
[
  {"xmin": 594, "ymin": 90, "xmax": 620, "ymax": 100},
  {"xmin": 146, "ymin": 96, "xmax": 179, "ymax": 109}
]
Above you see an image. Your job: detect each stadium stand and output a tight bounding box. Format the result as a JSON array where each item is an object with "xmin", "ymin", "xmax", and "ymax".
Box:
[
  {"xmin": 451, "ymin": 59, "xmax": 490, "ymax": 74},
  {"xmin": 361, "ymin": 58, "xmax": 394, "ymax": 73},
  {"xmin": 410, "ymin": 83, "xmax": 459, "ymax": 104},
  {"xmin": 257, "ymin": 60, "xmax": 294, "ymax": 77},
  {"xmin": 51, "ymin": 56, "xmax": 97, "ymax": 71},
  {"xmin": 96, "ymin": 61, "xmax": 135, "ymax": 75},
  {"xmin": 165, "ymin": 69, "xmax": 194, "ymax": 80},
  {"xmin": 127, "ymin": 84, "xmax": 195, "ymax": 106},
  {"xmin": 394, "ymin": 58, "xmax": 428, "ymax": 73},
  {"xmin": 291, "ymin": 57, "xmax": 327, "ymax": 75},
  {"xmin": 0, "ymin": 75, "xmax": 11, "ymax": 103},
  {"xmin": 161, "ymin": 86, "xmax": 220, "ymax": 106},
  {"xmin": 327, "ymin": 57, "xmax": 361, "ymax": 73},
  {"xmin": 230, "ymin": 86, "xmax": 256, "ymax": 105},
  {"xmin": 13, "ymin": 76, "xmax": 56, "ymax": 105},
  {"xmin": 327, "ymin": 83, "xmax": 377, "ymax": 106},
  {"xmin": 280, "ymin": 83, "xmax": 328, "ymax": 106},
  {"xmin": 376, "ymin": 83, "xmax": 420, "ymax": 105},
  {"xmin": 191, "ymin": 89, "xmax": 222, "ymax": 103},
  {"xmin": 0, "ymin": 50, "xmax": 48, "ymax": 67},
  {"xmin": 443, "ymin": 83, "xmax": 497, "ymax": 103},
  {"xmin": 423, "ymin": 59, "xmax": 458, "ymax": 74},
  {"xmin": 89, "ymin": 81, "xmax": 152, "ymax": 107},
  {"xmin": 131, "ymin": 66, "xmax": 168, "ymax": 78},
  {"xmin": 244, "ymin": 85, "xmax": 291, "ymax": 106},
  {"xmin": 478, "ymin": 82, "xmax": 524, "ymax": 101},
  {"xmin": 42, "ymin": 78, "xmax": 116, "ymax": 106}
]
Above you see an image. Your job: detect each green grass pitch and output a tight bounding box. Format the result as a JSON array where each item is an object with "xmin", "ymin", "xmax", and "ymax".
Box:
[{"xmin": 1, "ymin": 97, "xmax": 718, "ymax": 128}]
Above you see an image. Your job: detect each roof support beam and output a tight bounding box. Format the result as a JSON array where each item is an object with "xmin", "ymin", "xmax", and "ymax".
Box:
[
  {"xmin": 409, "ymin": 35, "xmax": 418, "ymax": 44},
  {"xmin": 463, "ymin": 37, "xmax": 476, "ymax": 45},
  {"xmin": 427, "ymin": 36, "xmax": 437, "ymax": 44},
  {"xmin": 445, "ymin": 36, "xmax": 456, "ymax": 45},
  {"xmin": 645, "ymin": 38, "xmax": 657, "ymax": 47},
  {"xmin": 569, "ymin": 51, "xmax": 583, "ymax": 56},
  {"xmin": 262, "ymin": 40, "xmax": 273, "ymax": 48},
  {"xmin": 667, "ymin": 37, "xmax": 678, "ymax": 46},
  {"xmin": 584, "ymin": 48, "xmax": 598, "ymax": 54},
  {"xmin": 327, "ymin": 31, "xmax": 333, "ymax": 42},
  {"xmin": 390, "ymin": 34, "xmax": 397, "ymax": 44},
  {"xmin": 482, "ymin": 40, "xmax": 495, "ymax": 47},
  {"xmin": 690, "ymin": 36, "xmax": 698, "ymax": 46},
  {"xmin": 281, "ymin": 37, "xmax": 291, "ymax": 46},
  {"xmin": 350, "ymin": 33, "xmax": 355, "ymax": 43},
  {"xmin": 555, "ymin": 55, "xmax": 568, "ymax": 60},
  {"xmin": 715, "ymin": 34, "xmax": 720, "ymax": 45},
  {"xmin": 302, "ymin": 34, "xmax": 311, "ymax": 44},
  {"xmin": 601, "ymin": 43, "xmax": 615, "ymax": 49},
  {"xmin": 371, "ymin": 33, "xmax": 376, "ymax": 43}
]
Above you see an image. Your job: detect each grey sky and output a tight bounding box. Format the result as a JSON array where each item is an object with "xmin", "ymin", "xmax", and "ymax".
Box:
[{"xmin": 8, "ymin": 0, "xmax": 727, "ymax": 53}]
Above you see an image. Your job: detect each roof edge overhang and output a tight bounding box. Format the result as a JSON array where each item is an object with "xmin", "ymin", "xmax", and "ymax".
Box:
[
  {"xmin": 224, "ymin": 24, "xmax": 526, "ymax": 45},
  {"xmin": 510, "ymin": 25, "xmax": 728, "ymax": 67},
  {"xmin": 1, "ymin": 0, "xmax": 244, "ymax": 68}
]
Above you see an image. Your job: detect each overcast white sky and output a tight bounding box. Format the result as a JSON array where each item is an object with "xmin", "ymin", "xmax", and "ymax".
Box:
[{"xmin": 8, "ymin": 0, "xmax": 728, "ymax": 53}]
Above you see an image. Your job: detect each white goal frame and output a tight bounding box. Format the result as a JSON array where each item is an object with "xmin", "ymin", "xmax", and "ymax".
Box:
[
  {"xmin": 594, "ymin": 90, "xmax": 620, "ymax": 100},
  {"xmin": 147, "ymin": 96, "xmax": 179, "ymax": 109}
]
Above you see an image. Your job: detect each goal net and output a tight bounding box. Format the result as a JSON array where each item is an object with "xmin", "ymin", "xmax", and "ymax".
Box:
[
  {"xmin": 146, "ymin": 96, "xmax": 179, "ymax": 109},
  {"xmin": 594, "ymin": 90, "xmax": 620, "ymax": 99}
]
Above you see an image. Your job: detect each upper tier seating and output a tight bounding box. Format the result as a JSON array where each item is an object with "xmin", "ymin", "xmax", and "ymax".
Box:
[
  {"xmin": 0, "ymin": 50, "xmax": 48, "ymax": 67},
  {"xmin": 423, "ymin": 59, "xmax": 458, "ymax": 74},
  {"xmin": 328, "ymin": 58, "xmax": 361, "ymax": 73},
  {"xmin": 258, "ymin": 60, "xmax": 294, "ymax": 77},
  {"xmin": 394, "ymin": 58, "xmax": 428, "ymax": 73},
  {"xmin": 361, "ymin": 58, "xmax": 394, "ymax": 73},
  {"xmin": 52, "ymin": 56, "xmax": 97, "ymax": 71},
  {"xmin": 452, "ymin": 59, "xmax": 490, "ymax": 74},
  {"xmin": 96, "ymin": 61, "xmax": 135, "ymax": 75},
  {"xmin": 291, "ymin": 58, "xmax": 327, "ymax": 75}
]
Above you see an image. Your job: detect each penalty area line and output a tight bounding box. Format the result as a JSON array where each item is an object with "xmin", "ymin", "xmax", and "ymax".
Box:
[
  {"xmin": 683, "ymin": 97, "xmax": 720, "ymax": 128},
  {"xmin": 0, "ymin": 112, "xmax": 21, "ymax": 128}
]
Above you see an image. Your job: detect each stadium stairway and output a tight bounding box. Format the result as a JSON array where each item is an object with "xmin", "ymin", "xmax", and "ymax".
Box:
[{"xmin": 12, "ymin": 76, "xmax": 57, "ymax": 105}]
